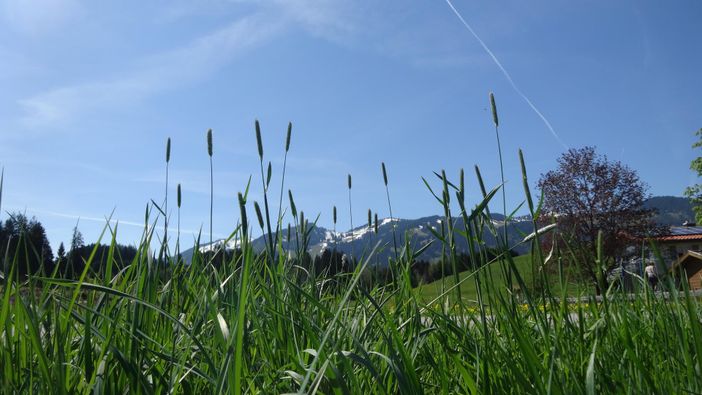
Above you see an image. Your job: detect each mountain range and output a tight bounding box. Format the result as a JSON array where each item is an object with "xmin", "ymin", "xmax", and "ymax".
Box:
[{"xmin": 182, "ymin": 196, "xmax": 696, "ymax": 264}]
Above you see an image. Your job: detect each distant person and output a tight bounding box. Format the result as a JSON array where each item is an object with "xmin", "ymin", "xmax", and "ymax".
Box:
[{"xmin": 645, "ymin": 264, "xmax": 658, "ymax": 290}]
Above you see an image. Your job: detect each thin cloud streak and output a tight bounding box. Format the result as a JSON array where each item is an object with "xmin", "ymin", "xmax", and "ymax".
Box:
[
  {"xmin": 17, "ymin": 12, "xmax": 283, "ymax": 129},
  {"xmin": 443, "ymin": 0, "xmax": 568, "ymax": 149},
  {"xmin": 4, "ymin": 206, "xmax": 227, "ymax": 239}
]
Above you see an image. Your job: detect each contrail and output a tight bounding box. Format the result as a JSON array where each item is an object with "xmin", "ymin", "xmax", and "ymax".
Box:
[
  {"xmin": 444, "ymin": 0, "xmax": 568, "ymax": 149},
  {"xmin": 5, "ymin": 206, "xmax": 224, "ymax": 238}
]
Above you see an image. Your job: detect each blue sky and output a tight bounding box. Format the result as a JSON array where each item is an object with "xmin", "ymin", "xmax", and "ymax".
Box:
[{"xmin": 0, "ymin": 0, "xmax": 700, "ymax": 250}]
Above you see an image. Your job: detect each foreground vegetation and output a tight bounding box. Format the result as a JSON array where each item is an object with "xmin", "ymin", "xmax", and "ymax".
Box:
[
  {"xmin": 3, "ymin": 219, "xmax": 702, "ymax": 394},
  {"xmin": 2, "ymin": 117, "xmax": 701, "ymax": 394}
]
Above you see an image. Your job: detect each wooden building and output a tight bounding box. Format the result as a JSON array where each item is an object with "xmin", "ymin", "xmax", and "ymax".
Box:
[
  {"xmin": 670, "ymin": 251, "xmax": 702, "ymax": 290},
  {"xmin": 652, "ymin": 225, "xmax": 702, "ymax": 290}
]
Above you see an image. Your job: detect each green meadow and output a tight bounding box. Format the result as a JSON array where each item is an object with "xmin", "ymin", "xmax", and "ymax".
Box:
[{"xmin": 1, "ymin": 122, "xmax": 700, "ymax": 395}]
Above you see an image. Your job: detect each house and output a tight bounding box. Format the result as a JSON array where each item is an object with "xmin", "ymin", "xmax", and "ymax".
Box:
[
  {"xmin": 654, "ymin": 223, "xmax": 702, "ymax": 290},
  {"xmin": 654, "ymin": 223, "xmax": 702, "ymax": 262},
  {"xmin": 670, "ymin": 251, "xmax": 702, "ymax": 290}
]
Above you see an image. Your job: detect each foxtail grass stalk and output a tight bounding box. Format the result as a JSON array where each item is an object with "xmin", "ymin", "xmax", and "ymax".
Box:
[
  {"xmin": 234, "ymin": 192, "xmax": 250, "ymax": 395},
  {"xmin": 348, "ymin": 174, "xmax": 354, "ymax": 258},
  {"xmin": 519, "ymin": 149, "xmax": 545, "ymax": 295},
  {"xmin": 255, "ymin": 120, "xmax": 275, "ymax": 259},
  {"xmin": 207, "ymin": 129, "xmax": 213, "ymax": 247},
  {"xmin": 382, "ymin": 162, "xmax": 399, "ymax": 260},
  {"xmin": 276, "ymin": 122, "xmax": 292, "ymax": 247},
  {"xmin": 489, "ymin": 93, "xmax": 515, "ymax": 296},
  {"xmin": 367, "ymin": 208, "xmax": 372, "ymax": 256},
  {"xmin": 238, "ymin": 192, "xmax": 248, "ymax": 236},
  {"xmin": 254, "ymin": 201, "xmax": 265, "ymax": 232},
  {"xmin": 441, "ymin": 169, "xmax": 461, "ymax": 301},
  {"xmin": 374, "ymin": 212, "xmax": 379, "ymax": 266},
  {"xmin": 164, "ymin": 137, "xmax": 171, "ymax": 254},
  {"xmin": 176, "ymin": 183, "xmax": 181, "ymax": 256},
  {"xmin": 289, "ymin": 190, "xmax": 300, "ymax": 254},
  {"xmin": 332, "ymin": 205, "xmax": 337, "ymax": 254},
  {"xmin": 474, "ymin": 164, "xmax": 503, "ymax": 291},
  {"xmin": 489, "ymin": 92, "xmax": 508, "ymax": 245}
]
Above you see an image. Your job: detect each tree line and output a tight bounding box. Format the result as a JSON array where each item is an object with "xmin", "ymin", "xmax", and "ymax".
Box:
[{"xmin": 0, "ymin": 213, "xmax": 137, "ymax": 280}]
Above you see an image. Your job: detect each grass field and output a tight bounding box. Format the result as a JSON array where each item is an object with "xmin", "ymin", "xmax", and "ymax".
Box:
[
  {"xmin": 1, "ymin": 125, "xmax": 701, "ymax": 394},
  {"xmin": 416, "ymin": 254, "xmax": 594, "ymax": 304}
]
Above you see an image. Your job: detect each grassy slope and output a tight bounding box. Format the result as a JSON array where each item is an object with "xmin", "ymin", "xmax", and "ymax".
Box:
[{"xmin": 416, "ymin": 254, "xmax": 593, "ymax": 303}]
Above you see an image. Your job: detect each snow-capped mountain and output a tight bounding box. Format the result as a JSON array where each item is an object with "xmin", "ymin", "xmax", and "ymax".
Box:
[{"xmin": 180, "ymin": 214, "xmax": 535, "ymax": 264}]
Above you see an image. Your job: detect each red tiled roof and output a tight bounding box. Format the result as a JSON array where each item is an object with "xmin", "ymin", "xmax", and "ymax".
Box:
[{"xmin": 657, "ymin": 234, "xmax": 702, "ymax": 241}]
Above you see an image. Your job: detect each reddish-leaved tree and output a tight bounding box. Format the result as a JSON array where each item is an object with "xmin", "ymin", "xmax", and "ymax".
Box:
[{"xmin": 538, "ymin": 146, "xmax": 656, "ymax": 287}]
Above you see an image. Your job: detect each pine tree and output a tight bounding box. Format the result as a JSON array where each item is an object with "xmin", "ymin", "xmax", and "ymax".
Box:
[{"xmin": 57, "ymin": 242, "xmax": 66, "ymax": 262}]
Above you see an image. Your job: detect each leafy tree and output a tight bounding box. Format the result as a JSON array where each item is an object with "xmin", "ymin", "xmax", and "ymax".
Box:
[
  {"xmin": 684, "ymin": 128, "xmax": 702, "ymax": 223},
  {"xmin": 537, "ymin": 147, "xmax": 656, "ymax": 288}
]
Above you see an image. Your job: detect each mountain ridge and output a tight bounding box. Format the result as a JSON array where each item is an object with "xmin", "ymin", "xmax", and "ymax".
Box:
[{"xmin": 181, "ymin": 196, "xmax": 695, "ymax": 264}]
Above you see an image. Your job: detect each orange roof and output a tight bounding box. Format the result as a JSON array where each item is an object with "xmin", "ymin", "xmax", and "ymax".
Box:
[{"xmin": 657, "ymin": 234, "xmax": 702, "ymax": 241}]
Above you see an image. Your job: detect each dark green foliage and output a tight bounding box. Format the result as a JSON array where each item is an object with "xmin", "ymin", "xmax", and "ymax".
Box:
[
  {"xmin": 56, "ymin": 242, "xmax": 66, "ymax": 263},
  {"xmin": 0, "ymin": 212, "xmax": 54, "ymax": 277},
  {"xmin": 62, "ymin": 242, "xmax": 138, "ymax": 279},
  {"xmin": 684, "ymin": 129, "xmax": 702, "ymax": 223}
]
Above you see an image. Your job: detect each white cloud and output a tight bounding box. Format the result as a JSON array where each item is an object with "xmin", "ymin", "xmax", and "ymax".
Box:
[
  {"xmin": 272, "ymin": 0, "xmax": 356, "ymax": 39},
  {"xmin": 17, "ymin": 12, "xmax": 283, "ymax": 129},
  {"xmin": 12, "ymin": 0, "xmax": 492, "ymax": 130},
  {"xmin": 1, "ymin": 0, "xmax": 82, "ymax": 36}
]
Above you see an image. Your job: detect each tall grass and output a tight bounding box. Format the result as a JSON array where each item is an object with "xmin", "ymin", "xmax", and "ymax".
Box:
[
  {"xmin": 381, "ymin": 162, "xmax": 398, "ymax": 260},
  {"xmin": 176, "ymin": 183, "xmax": 182, "ymax": 256},
  {"xmin": 0, "ymin": 116, "xmax": 700, "ymax": 394},
  {"xmin": 164, "ymin": 137, "xmax": 171, "ymax": 254},
  {"xmin": 347, "ymin": 174, "xmax": 354, "ymax": 258},
  {"xmin": 206, "ymin": 128, "xmax": 214, "ymax": 248},
  {"xmin": 276, "ymin": 122, "xmax": 293, "ymax": 248}
]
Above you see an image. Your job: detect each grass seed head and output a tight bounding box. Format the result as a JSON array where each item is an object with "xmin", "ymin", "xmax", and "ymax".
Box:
[
  {"xmin": 489, "ymin": 92, "xmax": 499, "ymax": 127},
  {"xmin": 382, "ymin": 162, "xmax": 388, "ymax": 186},
  {"xmin": 348, "ymin": 174, "xmax": 352, "ymax": 190},
  {"xmin": 177, "ymin": 184, "xmax": 181, "ymax": 208},
  {"xmin": 333, "ymin": 206, "xmax": 337, "ymax": 224},
  {"xmin": 266, "ymin": 161, "xmax": 272, "ymax": 187},
  {"xmin": 254, "ymin": 201, "xmax": 264, "ymax": 230},
  {"xmin": 286, "ymin": 122, "xmax": 292, "ymax": 152},
  {"xmin": 207, "ymin": 129, "xmax": 213, "ymax": 157},
  {"xmin": 300, "ymin": 211, "xmax": 305, "ymax": 235},
  {"xmin": 374, "ymin": 213, "xmax": 378, "ymax": 234},
  {"xmin": 238, "ymin": 192, "xmax": 247, "ymax": 233},
  {"xmin": 368, "ymin": 209, "xmax": 371, "ymax": 229},
  {"xmin": 255, "ymin": 119, "xmax": 263, "ymax": 159},
  {"xmin": 166, "ymin": 137, "xmax": 171, "ymax": 163},
  {"xmin": 288, "ymin": 190, "xmax": 297, "ymax": 218}
]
